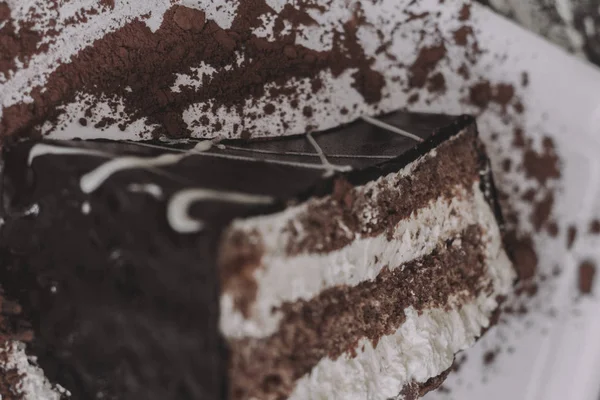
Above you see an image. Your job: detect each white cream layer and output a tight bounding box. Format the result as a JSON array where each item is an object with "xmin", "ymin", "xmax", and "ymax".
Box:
[
  {"xmin": 289, "ymin": 297, "xmax": 496, "ymax": 400},
  {"xmin": 288, "ymin": 182, "xmax": 514, "ymax": 400},
  {"xmin": 220, "ymin": 177, "xmax": 513, "ymax": 340},
  {"xmin": 1, "ymin": 341, "xmax": 69, "ymax": 400}
]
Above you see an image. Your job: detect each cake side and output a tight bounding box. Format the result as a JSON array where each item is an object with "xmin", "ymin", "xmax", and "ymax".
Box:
[{"xmin": 220, "ymin": 126, "xmax": 515, "ymax": 399}]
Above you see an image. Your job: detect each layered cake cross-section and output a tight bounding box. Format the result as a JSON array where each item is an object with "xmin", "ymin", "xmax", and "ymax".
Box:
[{"xmin": 0, "ymin": 111, "xmax": 515, "ymax": 400}]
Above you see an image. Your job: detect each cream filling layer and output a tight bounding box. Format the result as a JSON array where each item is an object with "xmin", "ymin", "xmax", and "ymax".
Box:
[
  {"xmin": 220, "ymin": 181, "xmax": 514, "ymax": 340},
  {"xmin": 1, "ymin": 341, "xmax": 69, "ymax": 399},
  {"xmin": 288, "ymin": 186, "xmax": 514, "ymax": 400}
]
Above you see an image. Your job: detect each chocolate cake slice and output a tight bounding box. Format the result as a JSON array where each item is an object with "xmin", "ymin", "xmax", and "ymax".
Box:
[{"xmin": 0, "ymin": 111, "xmax": 515, "ymax": 400}]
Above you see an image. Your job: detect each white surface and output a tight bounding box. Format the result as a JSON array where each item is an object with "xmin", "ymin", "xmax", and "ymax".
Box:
[{"xmin": 422, "ymin": 4, "xmax": 600, "ymax": 400}]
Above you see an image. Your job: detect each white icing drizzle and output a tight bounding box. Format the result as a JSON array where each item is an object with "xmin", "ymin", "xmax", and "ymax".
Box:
[
  {"xmin": 80, "ymin": 152, "xmax": 191, "ymax": 193},
  {"xmin": 28, "ymin": 143, "xmax": 109, "ymax": 165},
  {"xmin": 167, "ymin": 188, "xmax": 274, "ymax": 233},
  {"xmin": 22, "ymin": 203, "xmax": 39, "ymax": 216},
  {"xmin": 79, "ymin": 141, "xmax": 214, "ymax": 193},
  {"xmin": 158, "ymin": 136, "xmax": 191, "ymax": 144},
  {"xmin": 193, "ymin": 140, "xmax": 213, "ymax": 152},
  {"xmin": 219, "ymin": 144, "xmax": 394, "ymax": 159},
  {"xmin": 129, "ymin": 141, "xmax": 351, "ymax": 172},
  {"xmin": 127, "ymin": 183, "xmax": 164, "ymax": 199},
  {"xmin": 306, "ymin": 132, "xmax": 351, "ymax": 177},
  {"xmin": 81, "ymin": 202, "xmax": 91, "ymax": 214},
  {"xmin": 361, "ymin": 115, "xmax": 424, "ymax": 142}
]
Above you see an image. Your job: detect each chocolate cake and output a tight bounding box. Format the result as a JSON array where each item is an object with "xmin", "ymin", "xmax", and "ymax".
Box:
[{"xmin": 0, "ymin": 111, "xmax": 515, "ymax": 400}]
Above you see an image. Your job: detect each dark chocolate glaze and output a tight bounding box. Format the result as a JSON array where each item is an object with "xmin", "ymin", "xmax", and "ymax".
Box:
[{"xmin": 0, "ymin": 111, "xmax": 492, "ymax": 400}]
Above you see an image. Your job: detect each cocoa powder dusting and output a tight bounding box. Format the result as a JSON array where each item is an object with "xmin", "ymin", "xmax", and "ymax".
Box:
[
  {"xmin": 522, "ymin": 137, "xmax": 561, "ymax": 186},
  {"xmin": 0, "ymin": 3, "xmax": 45, "ymax": 78},
  {"xmin": 579, "ymin": 260, "xmax": 596, "ymax": 295},
  {"xmin": 1, "ymin": 1, "xmax": 384, "ymax": 138},
  {"xmin": 453, "ymin": 25, "xmax": 473, "ymax": 46},
  {"xmin": 336, "ymin": 5, "xmax": 385, "ymax": 104},
  {"xmin": 469, "ymin": 81, "xmax": 493, "ymax": 108},
  {"xmin": 427, "ymin": 72, "xmax": 447, "ymax": 94},
  {"xmin": 458, "ymin": 3, "xmax": 471, "ymax": 21},
  {"xmin": 531, "ymin": 192, "xmax": 554, "ymax": 232},
  {"xmin": 507, "ymin": 235, "xmax": 538, "ymax": 281},
  {"xmin": 492, "ymin": 83, "xmax": 515, "ymax": 107},
  {"xmin": 567, "ymin": 226, "xmax": 578, "ymax": 250},
  {"xmin": 408, "ymin": 43, "xmax": 447, "ymax": 88},
  {"xmin": 590, "ymin": 219, "xmax": 600, "ymax": 234},
  {"xmin": 546, "ymin": 221, "xmax": 559, "ymax": 237},
  {"xmin": 483, "ymin": 349, "xmax": 499, "ymax": 366}
]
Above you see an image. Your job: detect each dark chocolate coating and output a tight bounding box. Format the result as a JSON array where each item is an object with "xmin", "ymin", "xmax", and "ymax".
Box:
[{"xmin": 0, "ymin": 111, "xmax": 480, "ymax": 400}]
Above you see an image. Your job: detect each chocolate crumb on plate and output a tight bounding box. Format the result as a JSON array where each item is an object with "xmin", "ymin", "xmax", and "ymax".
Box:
[
  {"xmin": 567, "ymin": 226, "xmax": 578, "ymax": 250},
  {"xmin": 578, "ymin": 260, "xmax": 596, "ymax": 295}
]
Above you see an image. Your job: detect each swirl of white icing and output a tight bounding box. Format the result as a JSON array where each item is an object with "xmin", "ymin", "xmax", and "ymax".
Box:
[
  {"xmin": 28, "ymin": 143, "xmax": 108, "ymax": 165},
  {"xmin": 80, "ymin": 153, "xmax": 188, "ymax": 193},
  {"xmin": 167, "ymin": 188, "xmax": 274, "ymax": 233},
  {"xmin": 80, "ymin": 142, "xmax": 213, "ymax": 193}
]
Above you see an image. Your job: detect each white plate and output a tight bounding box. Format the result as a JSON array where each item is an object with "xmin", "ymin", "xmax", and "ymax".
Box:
[{"xmin": 423, "ymin": 4, "xmax": 600, "ymax": 400}]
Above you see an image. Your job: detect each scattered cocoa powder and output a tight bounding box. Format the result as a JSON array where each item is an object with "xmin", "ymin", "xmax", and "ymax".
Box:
[
  {"xmin": 1, "ymin": 1, "xmax": 384, "ymax": 138},
  {"xmin": 404, "ymin": 11, "xmax": 430, "ymax": 23},
  {"xmin": 507, "ymin": 235, "xmax": 538, "ymax": 281},
  {"xmin": 457, "ymin": 63, "xmax": 470, "ymax": 79},
  {"xmin": 546, "ymin": 221, "xmax": 559, "ymax": 237},
  {"xmin": 426, "ymin": 72, "xmax": 447, "ymax": 94},
  {"xmin": 453, "ymin": 25, "xmax": 473, "ymax": 46},
  {"xmin": 407, "ymin": 93, "xmax": 420, "ymax": 104},
  {"xmin": 520, "ymin": 188, "xmax": 536, "ymax": 203},
  {"xmin": 483, "ymin": 349, "xmax": 498, "ymax": 366},
  {"xmin": 589, "ymin": 219, "xmax": 600, "ymax": 234},
  {"xmin": 468, "ymin": 80, "xmax": 518, "ymax": 111},
  {"xmin": 451, "ymin": 353, "xmax": 468, "ymax": 373},
  {"xmin": 567, "ymin": 226, "xmax": 578, "ymax": 250},
  {"xmin": 512, "ymin": 127, "xmax": 526, "ymax": 148},
  {"xmin": 458, "ymin": 3, "xmax": 471, "ymax": 21},
  {"xmin": 531, "ymin": 192, "xmax": 554, "ymax": 232},
  {"xmin": 302, "ymin": 106, "xmax": 313, "ymax": 118},
  {"xmin": 0, "ymin": 3, "xmax": 45, "ymax": 78},
  {"xmin": 521, "ymin": 71, "xmax": 529, "ymax": 87},
  {"xmin": 513, "ymin": 101, "xmax": 525, "ymax": 114},
  {"xmin": 492, "ymin": 83, "xmax": 515, "ymax": 107},
  {"xmin": 99, "ymin": 0, "xmax": 115, "ymax": 10},
  {"xmin": 522, "ymin": 137, "xmax": 561, "ymax": 186},
  {"xmin": 469, "ymin": 81, "xmax": 492, "ymax": 108},
  {"xmin": 408, "ymin": 43, "xmax": 447, "ymax": 88},
  {"xmin": 579, "ymin": 260, "xmax": 596, "ymax": 295},
  {"xmin": 263, "ymin": 103, "xmax": 276, "ymax": 115}
]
